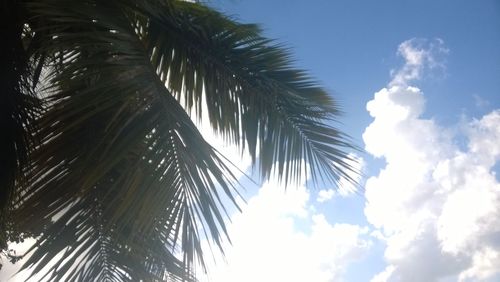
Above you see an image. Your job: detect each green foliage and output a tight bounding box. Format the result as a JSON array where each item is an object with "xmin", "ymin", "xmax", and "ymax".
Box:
[{"xmin": 1, "ymin": 0, "xmax": 357, "ymax": 280}]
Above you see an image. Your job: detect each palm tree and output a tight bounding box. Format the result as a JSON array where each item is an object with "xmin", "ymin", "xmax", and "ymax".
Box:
[{"xmin": 1, "ymin": 0, "xmax": 357, "ymax": 281}]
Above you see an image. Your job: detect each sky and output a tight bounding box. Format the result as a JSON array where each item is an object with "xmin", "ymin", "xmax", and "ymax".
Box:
[
  {"xmin": 2, "ymin": 1, "xmax": 499, "ymax": 281},
  {"xmin": 197, "ymin": 1, "xmax": 500, "ymax": 282}
]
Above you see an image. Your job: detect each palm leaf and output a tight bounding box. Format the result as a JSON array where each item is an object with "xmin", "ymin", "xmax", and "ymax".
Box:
[
  {"xmin": 131, "ymin": 0, "xmax": 358, "ymax": 185},
  {"xmin": 15, "ymin": 0, "xmax": 238, "ymax": 279},
  {"xmin": 6, "ymin": 0, "xmax": 359, "ymax": 280},
  {"xmin": 1, "ymin": 1, "xmax": 45, "ymax": 253}
]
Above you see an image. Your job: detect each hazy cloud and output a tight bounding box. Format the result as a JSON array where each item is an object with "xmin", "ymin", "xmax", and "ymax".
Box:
[{"xmin": 389, "ymin": 38, "xmax": 448, "ymax": 87}]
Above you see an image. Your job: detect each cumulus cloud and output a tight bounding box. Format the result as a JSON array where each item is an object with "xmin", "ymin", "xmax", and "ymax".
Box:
[
  {"xmin": 363, "ymin": 38, "xmax": 500, "ymax": 281},
  {"xmin": 201, "ymin": 174, "xmax": 371, "ymax": 282}
]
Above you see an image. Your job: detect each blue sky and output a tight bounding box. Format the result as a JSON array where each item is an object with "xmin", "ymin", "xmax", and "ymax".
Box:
[
  {"xmin": 211, "ymin": 0, "xmax": 500, "ymax": 134},
  {"xmin": 198, "ymin": 1, "xmax": 500, "ymax": 282}
]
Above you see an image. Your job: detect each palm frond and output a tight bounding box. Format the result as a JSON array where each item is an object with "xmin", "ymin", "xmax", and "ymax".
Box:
[
  {"xmin": 5, "ymin": 0, "xmax": 359, "ymax": 280},
  {"xmin": 1, "ymin": 1, "xmax": 45, "ymax": 253},
  {"xmin": 15, "ymin": 0, "xmax": 239, "ymax": 279},
  {"xmin": 20, "ymin": 195, "xmax": 192, "ymax": 282},
  {"xmin": 130, "ymin": 0, "xmax": 358, "ymax": 186}
]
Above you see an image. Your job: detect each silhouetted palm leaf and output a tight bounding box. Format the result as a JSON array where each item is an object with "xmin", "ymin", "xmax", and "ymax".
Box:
[
  {"xmin": 0, "ymin": 1, "xmax": 45, "ymax": 252},
  {"xmin": 2, "ymin": 0, "xmax": 358, "ymax": 280}
]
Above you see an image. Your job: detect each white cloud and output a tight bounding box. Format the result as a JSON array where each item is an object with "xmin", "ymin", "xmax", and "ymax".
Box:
[
  {"xmin": 370, "ymin": 265, "xmax": 395, "ymax": 282},
  {"xmin": 389, "ymin": 38, "xmax": 448, "ymax": 87},
  {"xmin": 201, "ymin": 174, "xmax": 371, "ymax": 282},
  {"xmin": 459, "ymin": 247, "xmax": 500, "ymax": 282},
  {"xmin": 317, "ymin": 189, "xmax": 336, "ymax": 203},
  {"xmin": 363, "ymin": 39, "xmax": 500, "ymax": 282}
]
